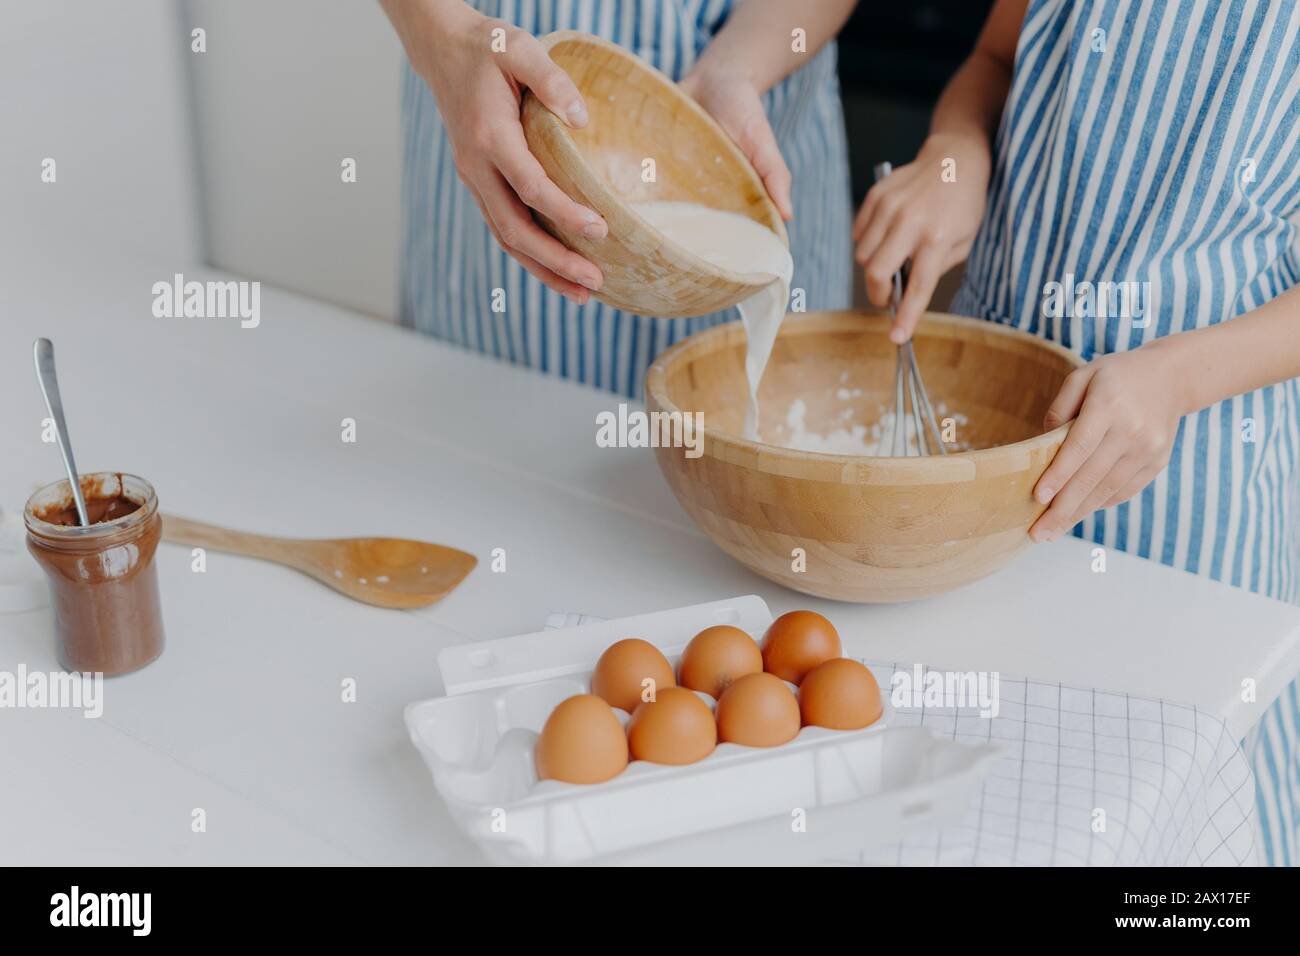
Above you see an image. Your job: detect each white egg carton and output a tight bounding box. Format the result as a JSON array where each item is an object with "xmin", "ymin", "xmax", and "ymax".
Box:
[{"xmin": 405, "ymin": 595, "xmax": 999, "ymax": 865}]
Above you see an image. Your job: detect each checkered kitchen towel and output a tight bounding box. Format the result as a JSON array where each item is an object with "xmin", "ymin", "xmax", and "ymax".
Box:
[{"xmin": 545, "ymin": 613, "xmax": 1259, "ymax": 866}]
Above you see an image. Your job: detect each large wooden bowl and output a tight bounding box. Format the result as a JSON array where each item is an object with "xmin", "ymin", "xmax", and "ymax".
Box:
[
  {"xmin": 644, "ymin": 311, "xmax": 1086, "ymax": 603},
  {"xmin": 521, "ymin": 31, "xmax": 787, "ymax": 317}
]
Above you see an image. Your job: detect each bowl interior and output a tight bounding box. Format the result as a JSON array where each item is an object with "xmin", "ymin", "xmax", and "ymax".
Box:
[
  {"xmin": 544, "ymin": 34, "xmax": 782, "ymax": 235},
  {"xmin": 658, "ymin": 312, "xmax": 1081, "ymax": 454}
]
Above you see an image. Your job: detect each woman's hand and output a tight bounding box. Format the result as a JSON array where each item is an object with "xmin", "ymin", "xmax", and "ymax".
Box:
[
  {"xmin": 853, "ymin": 133, "xmax": 991, "ymax": 342},
  {"xmin": 679, "ymin": 66, "xmax": 793, "ymax": 221},
  {"xmin": 1030, "ymin": 343, "xmax": 1192, "ymax": 542},
  {"xmin": 381, "ymin": 0, "xmax": 606, "ymax": 303}
]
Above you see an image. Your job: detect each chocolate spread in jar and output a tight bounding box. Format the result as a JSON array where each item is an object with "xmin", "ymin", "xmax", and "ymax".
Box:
[
  {"xmin": 36, "ymin": 493, "xmax": 141, "ymax": 527},
  {"xmin": 24, "ymin": 473, "xmax": 165, "ymax": 677}
]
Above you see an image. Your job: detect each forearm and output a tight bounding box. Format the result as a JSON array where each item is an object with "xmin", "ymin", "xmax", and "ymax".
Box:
[
  {"xmin": 687, "ymin": 0, "xmax": 857, "ymax": 93},
  {"xmin": 1156, "ymin": 285, "xmax": 1300, "ymax": 414},
  {"xmin": 927, "ymin": 51, "xmax": 1011, "ymax": 161},
  {"xmin": 378, "ymin": 0, "xmax": 474, "ymax": 77},
  {"xmin": 923, "ymin": 0, "xmax": 1023, "ymax": 170}
]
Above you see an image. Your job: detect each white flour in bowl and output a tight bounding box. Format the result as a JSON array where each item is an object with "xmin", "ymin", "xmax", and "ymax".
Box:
[
  {"xmin": 635, "ymin": 202, "xmax": 964, "ymax": 455},
  {"xmin": 634, "ymin": 201, "xmax": 792, "ymax": 440},
  {"xmin": 780, "ymin": 397, "xmax": 970, "ymax": 457}
]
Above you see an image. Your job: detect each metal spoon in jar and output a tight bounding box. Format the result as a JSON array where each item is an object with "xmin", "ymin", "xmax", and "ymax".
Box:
[{"xmin": 32, "ymin": 338, "xmax": 90, "ymax": 526}]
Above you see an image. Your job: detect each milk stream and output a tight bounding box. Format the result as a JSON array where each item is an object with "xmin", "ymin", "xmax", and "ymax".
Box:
[{"xmin": 633, "ymin": 202, "xmax": 792, "ymax": 440}]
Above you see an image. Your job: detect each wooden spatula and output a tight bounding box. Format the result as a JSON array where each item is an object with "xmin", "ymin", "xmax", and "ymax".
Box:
[{"xmin": 162, "ymin": 515, "xmax": 475, "ymax": 609}]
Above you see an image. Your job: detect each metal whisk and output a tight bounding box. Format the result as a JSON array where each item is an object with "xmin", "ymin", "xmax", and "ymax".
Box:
[{"xmin": 873, "ymin": 162, "xmax": 947, "ymax": 457}]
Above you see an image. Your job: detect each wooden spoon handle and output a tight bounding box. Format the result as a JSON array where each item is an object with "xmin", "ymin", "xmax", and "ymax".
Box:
[{"xmin": 161, "ymin": 514, "xmax": 294, "ymax": 564}]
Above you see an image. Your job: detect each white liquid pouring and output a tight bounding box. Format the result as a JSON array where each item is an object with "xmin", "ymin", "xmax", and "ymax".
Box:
[{"xmin": 634, "ymin": 201, "xmax": 792, "ymax": 440}]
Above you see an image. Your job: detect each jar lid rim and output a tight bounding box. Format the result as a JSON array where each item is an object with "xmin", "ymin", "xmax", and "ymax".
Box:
[{"xmin": 23, "ymin": 473, "xmax": 157, "ymax": 538}]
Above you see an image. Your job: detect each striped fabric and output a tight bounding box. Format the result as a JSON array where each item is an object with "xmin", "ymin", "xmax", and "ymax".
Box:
[
  {"xmin": 951, "ymin": 0, "xmax": 1300, "ymax": 865},
  {"xmin": 398, "ymin": 0, "xmax": 852, "ymax": 402}
]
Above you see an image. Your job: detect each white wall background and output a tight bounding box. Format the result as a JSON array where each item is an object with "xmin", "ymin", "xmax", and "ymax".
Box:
[
  {"xmin": 0, "ymin": 0, "xmax": 200, "ymax": 266},
  {"xmin": 183, "ymin": 0, "xmax": 404, "ymax": 319}
]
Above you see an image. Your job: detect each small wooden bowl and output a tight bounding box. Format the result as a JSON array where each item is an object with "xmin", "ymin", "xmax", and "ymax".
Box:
[
  {"xmin": 644, "ymin": 311, "xmax": 1086, "ymax": 603},
  {"xmin": 521, "ymin": 31, "xmax": 787, "ymax": 317}
]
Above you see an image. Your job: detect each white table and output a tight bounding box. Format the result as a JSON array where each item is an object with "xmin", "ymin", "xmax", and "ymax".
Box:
[{"xmin": 3, "ymin": 251, "xmax": 1299, "ymax": 865}]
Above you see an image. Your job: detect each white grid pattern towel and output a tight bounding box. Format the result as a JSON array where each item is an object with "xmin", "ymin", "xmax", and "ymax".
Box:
[
  {"xmin": 850, "ymin": 663, "xmax": 1257, "ymax": 866},
  {"xmin": 545, "ymin": 612, "xmax": 1259, "ymax": 866}
]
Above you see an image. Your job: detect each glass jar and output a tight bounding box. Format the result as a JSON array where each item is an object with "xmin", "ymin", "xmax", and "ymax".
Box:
[{"xmin": 23, "ymin": 472, "xmax": 165, "ymax": 676}]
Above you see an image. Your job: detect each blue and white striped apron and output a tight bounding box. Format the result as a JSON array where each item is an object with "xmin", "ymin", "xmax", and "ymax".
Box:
[
  {"xmin": 951, "ymin": 0, "xmax": 1300, "ymax": 865},
  {"xmin": 398, "ymin": 0, "xmax": 852, "ymax": 401}
]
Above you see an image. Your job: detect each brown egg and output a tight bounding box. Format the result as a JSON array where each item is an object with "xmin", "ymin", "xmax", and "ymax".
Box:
[
  {"xmin": 715, "ymin": 672, "xmax": 801, "ymax": 747},
  {"xmin": 761, "ymin": 610, "xmax": 842, "ymax": 685},
  {"xmin": 799, "ymin": 658, "xmax": 883, "ymax": 730},
  {"xmin": 678, "ymin": 625, "xmax": 764, "ymax": 699},
  {"xmin": 590, "ymin": 638, "xmax": 676, "ymax": 713},
  {"xmin": 535, "ymin": 694, "xmax": 629, "ymax": 784},
  {"xmin": 627, "ymin": 687, "xmax": 717, "ymax": 765}
]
